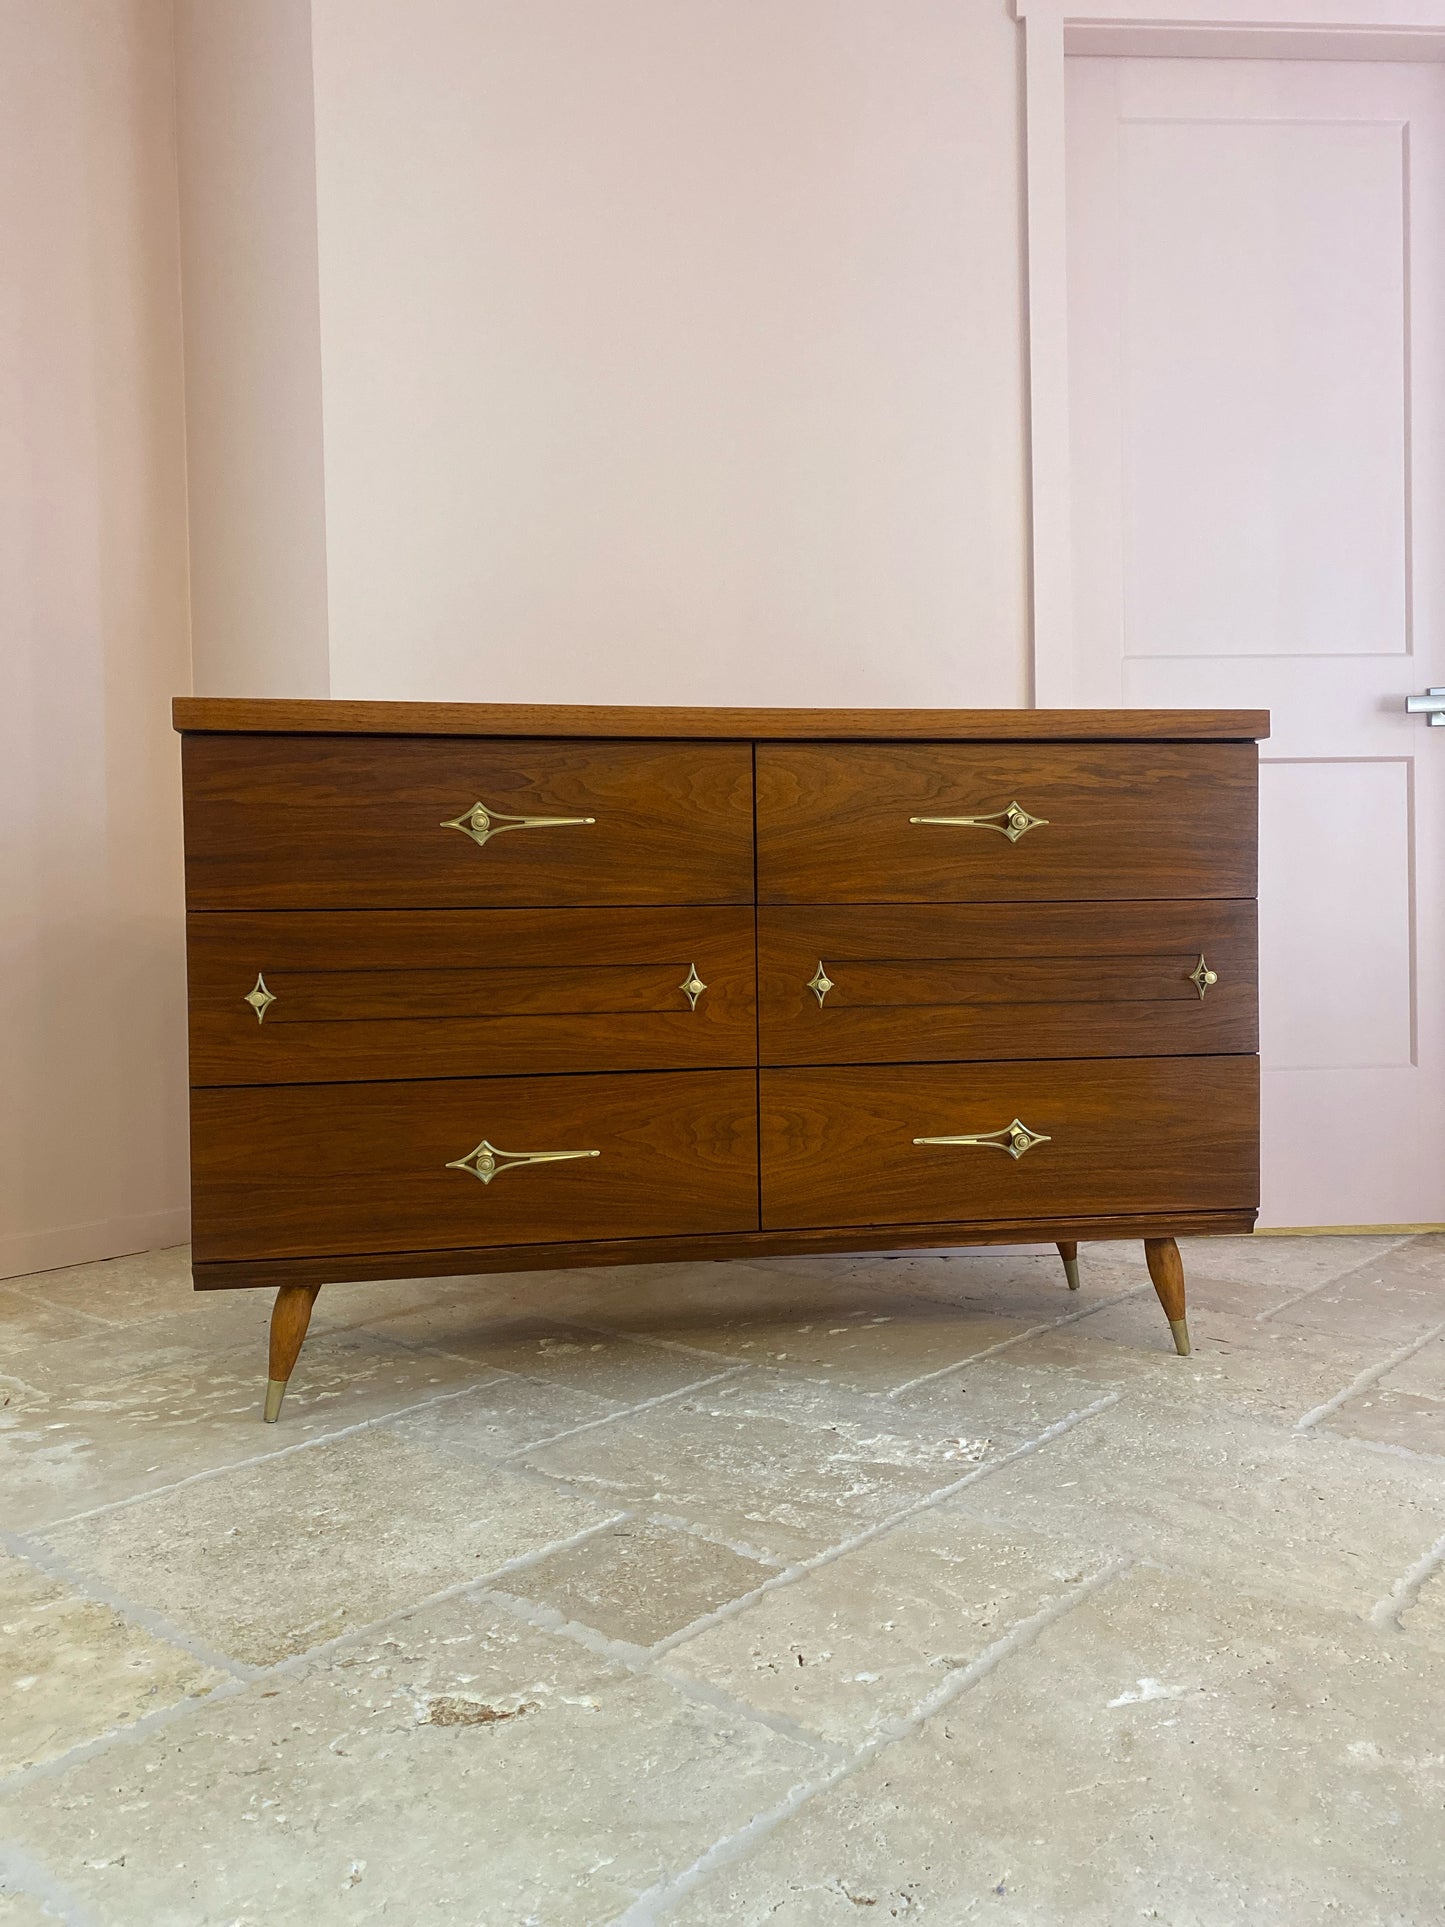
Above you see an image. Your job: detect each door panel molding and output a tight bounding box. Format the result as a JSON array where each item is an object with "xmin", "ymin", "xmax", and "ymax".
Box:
[{"xmin": 1014, "ymin": 0, "xmax": 1445, "ymax": 705}]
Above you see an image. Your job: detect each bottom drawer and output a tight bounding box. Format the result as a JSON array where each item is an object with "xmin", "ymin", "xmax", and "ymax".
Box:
[
  {"xmin": 192, "ymin": 1069, "xmax": 759, "ymax": 1261},
  {"xmin": 760, "ymin": 1058, "xmax": 1258, "ymax": 1231}
]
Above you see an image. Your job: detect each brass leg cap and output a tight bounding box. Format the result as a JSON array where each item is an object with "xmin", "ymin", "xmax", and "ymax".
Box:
[
  {"xmin": 1063, "ymin": 1256, "xmax": 1081, "ymax": 1292},
  {"xmin": 263, "ymin": 1378, "xmax": 287, "ymax": 1424},
  {"xmin": 1168, "ymin": 1317, "xmax": 1192, "ymax": 1358}
]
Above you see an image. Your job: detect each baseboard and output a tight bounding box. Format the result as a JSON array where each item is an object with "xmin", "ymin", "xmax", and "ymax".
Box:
[
  {"xmin": 0, "ymin": 1208, "xmax": 190, "ymax": 1282},
  {"xmin": 1253, "ymin": 1223, "xmax": 1445, "ymax": 1237}
]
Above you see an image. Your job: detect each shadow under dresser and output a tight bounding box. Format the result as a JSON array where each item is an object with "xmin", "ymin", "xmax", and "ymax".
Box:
[{"xmin": 171, "ymin": 699, "xmax": 1268, "ymax": 1420}]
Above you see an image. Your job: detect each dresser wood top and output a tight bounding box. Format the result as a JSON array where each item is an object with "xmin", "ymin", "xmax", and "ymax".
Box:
[{"xmin": 173, "ymin": 698, "xmax": 1269, "ymax": 741}]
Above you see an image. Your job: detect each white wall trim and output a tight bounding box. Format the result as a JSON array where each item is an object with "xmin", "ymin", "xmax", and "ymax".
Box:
[
  {"xmin": 1014, "ymin": 0, "xmax": 1445, "ymax": 704},
  {"xmin": 0, "ymin": 1209, "xmax": 190, "ymax": 1283}
]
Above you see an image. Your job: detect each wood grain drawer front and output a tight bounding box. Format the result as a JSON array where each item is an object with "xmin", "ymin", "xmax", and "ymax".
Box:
[
  {"xmin": 755, "ymin": 743, "xmax": 1257, "ymax": 902},
  {"xmin": 760, "ymin": 1057, "xmax": 1259, "ymax": 1231},
  {"xmin": 188, "ymin": 908, "xmax": 755, "ymax": 1084},
  {"xmin": 182, "ymin": 735, "xmax": 754, "ymax": 909},
  {"xmin": 759, "ymin": 902, "xmax": 1257, "ymax": 1066},
  {"xmin": 190, "ymin": 1069, "xmax": 759, "ymax": 1261}
]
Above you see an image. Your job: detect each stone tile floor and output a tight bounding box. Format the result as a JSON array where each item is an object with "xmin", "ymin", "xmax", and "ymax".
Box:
[{"xmin": 1, "ymin": 1234, "xmax": 1443, "ymax": 1925}]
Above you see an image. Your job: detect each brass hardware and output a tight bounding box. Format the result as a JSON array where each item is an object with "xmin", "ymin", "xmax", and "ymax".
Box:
[
  {"xmin": 1168, "ymin": 1317, "xmax": 1192, "ymax": 1357},
  {"xmin": 1189, "ymin": 954, "xmax": 1219, "ymax": 999},
  {"xmin": 445, "ymin": 1138, "xmax": 600, "ymax": 1185},
  {"xmin": 679, "ymin": 963, "xmax": 707, "ymax": 1010},
  {"xmin": 1061, "ymin": 1254, "xmax": 1081, "ymax": 1292},
  {"xmin": 909, "ymin": 800, "xmax": 1048, "ymax": 843},
  {"xmin": 262, "ymin": 1379, "xmax": 287, "ymax": 1424},
  {"xmin": 244, "ymin": 973, "xmax": 277, "ymax": 1024},
  {"xmin": 441, "ymin": 799, "xmax": 596, "ymax": 848},
  {"xmin": 807, "ymin": 961, "xmax": 835, "ymax": 1006},
  {"xmin": 914, "ymin": 1118, "xmax": 1051, "ymax": 1160}
]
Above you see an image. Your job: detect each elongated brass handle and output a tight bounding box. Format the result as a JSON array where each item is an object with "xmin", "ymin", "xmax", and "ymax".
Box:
[
  {"xmin": 909, "ymin": 800, "xmax": 1047, "ymax": 843},
  {"xmin": 445, "ymin": 1139, "xmax": 600, "ymax": 1185},
  {"xmin": 441, "ymin": 799, "xmax": 596, "ymax": 849},
  {"xmin": 914, "ymin": 1118, "xmax": 1050, "ymax": 1161}
]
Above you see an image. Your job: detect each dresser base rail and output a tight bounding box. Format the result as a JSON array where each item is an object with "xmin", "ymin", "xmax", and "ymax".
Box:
[{"xmin": 193, "ymin": 1207, "xmax": 1255, "ymax": 1293}]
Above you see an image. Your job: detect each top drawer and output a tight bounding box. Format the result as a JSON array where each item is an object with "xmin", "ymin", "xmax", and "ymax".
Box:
[
  {"xmin": 756, "ymin": 742, "xmax": 1257, "ymax": 903},
  {"xmin": 182, "ymin": 736, "xmax": 755, "ymax": 909}
]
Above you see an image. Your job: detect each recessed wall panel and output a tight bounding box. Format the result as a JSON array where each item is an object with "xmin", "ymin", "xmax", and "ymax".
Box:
[
  {"xmin": 1121, "ymin": 117, "xmax": 1407, "ymax": 658},
  {"xmin": 1258, "ymin": 759, "xmax": 1411, "ymax": 1070}
]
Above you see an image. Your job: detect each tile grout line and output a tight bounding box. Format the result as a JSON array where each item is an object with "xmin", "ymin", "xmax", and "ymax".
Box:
[
  {"xmin": 0, "ymin": 1526, "xmax": 258, "ymax": 1683},
  {"xmin": 0, "ymin": 1841, "xmax": 100, "ymax": 1927},
  {"xmin": 24, "ymin": 1379, "xmax": 500, "ymax": 1531},
  {"xmin": 3, "ymin": 1392, "xmax": 1118, "ymax": 1798},
  {"xmin": 1368, "ymin": 1528, "xmax": 1445, "ymax": 1633},
  {"xmin": 606, "ymin": 1557, "xmax": 1135, "ymax": 1927},
  {"xmin": 1253, "ymin": 1235, "xmax": 1422, "ymax": 1322},
  {"xmin": 499, "ymin": 1366, "xmax": 751, "ymax": 1459},
  {"xmin": 0, "ymin": 1513, "xmax": 632, "ymax": 1797},
  {"xmin": 643, "ymin": 1391, "xmax": 1123, "ymax": 1660},
  {"xmin": 474, "ymin": 1588, "xmax": 847, "ymax": 1764},
  {"xmin": 1294, "ymin": 1320, "xmax": 1445, "ymax": 1432},
  {"xmin": 885, "ymin": 1287, "xmax": 1150, "ymax": 1399}
]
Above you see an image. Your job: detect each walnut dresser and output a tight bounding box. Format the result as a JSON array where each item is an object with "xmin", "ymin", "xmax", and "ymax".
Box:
[{"xmin": 172, "ymin": 700, "xmax": 1267, "ymax": 1421}]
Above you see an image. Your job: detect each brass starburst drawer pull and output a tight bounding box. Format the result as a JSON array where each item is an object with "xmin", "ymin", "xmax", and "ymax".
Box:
[
  {"xmin": 244, "ymin": 973, "xmax": 276, "ymax": 1024},
  {"xmin": 807, "ymin": 961, "xmax": 835, "ymax": 1006},
  {"xmin": 441, "ymin": 799, "xmax": 596, "ymax": 849},
  {"xmin": 1189, "ymin": 954, "xmax": 1219, "ymax": 999},
  {"xmin": 914, "ymin": 1118, "xmax": 1051, "ymax": 1161},
  {"xmin": 909, "ymin": 800, "xmax": 1047, "ymax": 843},
  {"xmin": 679, "ymin": 964, "xmax": 707, "ymax": 1010},
  {"xmin": 445, "ymin": 1139, "xmax": 600, "ymax": 1185}
]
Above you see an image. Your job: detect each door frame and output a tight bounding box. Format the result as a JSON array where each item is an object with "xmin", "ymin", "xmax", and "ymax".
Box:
[{"xmin": 1014, "ymin": 0, "xmax": 1445, "ymax": 704}]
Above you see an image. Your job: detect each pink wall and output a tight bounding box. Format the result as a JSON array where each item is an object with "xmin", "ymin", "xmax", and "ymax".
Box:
[
  {"xmin": 7, "ymin": 0, "xmax": 1033, "ymax": 1270},
  {"xmin": 310, "ymin": 0, "xmax": 1029, "ymax": 706},
  {"xmin": 174, "ymin": 0, "xmax": 330, "ymax": 698},
  {"xmin": 1, "ymin": 0, "xmax": 192, "ymax": 1275}
]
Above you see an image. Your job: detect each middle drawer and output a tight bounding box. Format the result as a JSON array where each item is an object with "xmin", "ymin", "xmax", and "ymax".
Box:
[
  {"xmin": 759, "ymin": 902, "xmax": 1256, "ymax": 1065},
  {"xmin": 188, "ymin": 908, "xmax": 756, "ymax": 1084}
]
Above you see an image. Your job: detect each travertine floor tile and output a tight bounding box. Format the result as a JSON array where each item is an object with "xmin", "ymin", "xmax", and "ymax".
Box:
[
  {"xmin": 38, "ymin": 1429, "xmax": 616, "ymax": 1666},
  {"xmin": 668, "ymin": 1568, "xmax": 1445, "ymax": 1927},
  {"xmin": 4, "ymin": 1232, "xmax": 1445, "ymax": 1923},
  {"xmin": 0, "ymin": 1288, "xmax": 106, "ymax": 1350},
  {"xmin": 0, "ymin": 1593, "xmax": 815, "ymax": 1927},
  {"xmin": 1323, "ymin": 1386, "xmax": 1445, "ymax": 1457},
  {"xmin": 0, "ymin": 1891, "xmax": 64, "ymax": 1926},
  {"xmin": 500, "ymin": 1517, "xmax": 773, "ymax": 1646},
  {"xmin": 1001, "ymin": 1302, "xmax": 1389, "ymax": 1426},
  {"xmin": 1172, "ymin": 1231, "xmax": 1411, "ymax": 1299},
  {"xmin": 0, "ymin": 1330, "xmax": 495, "ymax": 1531},
  {"xmin": 2, "ymin": 1247, "xmax": 195, "ymax": 1324},
  {"xmin": 0, "ymin": 1553, "xmax": 223, "ymax": 1774},
  {"xmin": 525, "ymin": 1374, "xmax": 1007, "ymax": 1563},
  {"xmin": 957, "ymin": 1393, "xmax": 1445, "ymax": 1618},
  {"xmin": 1408, "ymin": 1565, "xmax": 1445, "ymax": 1645},
  {"xmin": 600, "ymin": 1292, "xmax": 1043, "ymax": 1393},
  {"xmin": 383, "ymin": 1368, "xmax": 623, "ymax": 1459},
  {"xmin": 1382, "ymin": 1329, "xmax": 1445, "ymax": 1399},
  {"xmin": 360, "ymin": 1309, "xmax": 731, "ymax": 1402},
  {"xmin": 666, "ymin": 1509, "xmax": 1103, "ymax": 1744},
  {"xmin": 1267, "ymin": 1237, "xmax": 1445, "ymax": 1345}
]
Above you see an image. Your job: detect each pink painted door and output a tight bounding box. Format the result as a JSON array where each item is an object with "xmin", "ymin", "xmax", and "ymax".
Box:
[{"xmin": 1064, "ymin": 54, "xmax": 1445, "ymax": 1227}]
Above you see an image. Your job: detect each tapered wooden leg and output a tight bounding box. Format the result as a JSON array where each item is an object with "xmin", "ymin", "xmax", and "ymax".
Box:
[
  {"xmin": 1057, "ymin": 1240, "xmax": 1081, "ymax": 1291},
  {"xmin": 264, "ymin": 1284, "xmax": 322, "ymax": 1422},
  {"xmin": 1143, "ymin": 1237, "xmax": 1190, "ymax": 1356}
]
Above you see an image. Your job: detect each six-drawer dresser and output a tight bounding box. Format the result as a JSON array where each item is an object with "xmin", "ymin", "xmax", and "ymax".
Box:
[{"xmin": 172, "ymin": 700, "xmax": 1267, "ymax": 1420}]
